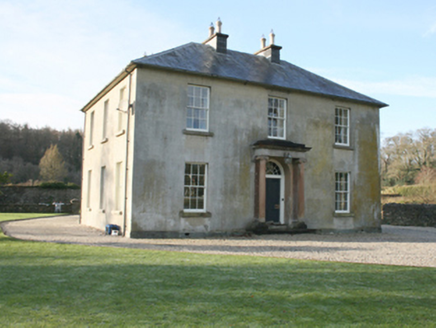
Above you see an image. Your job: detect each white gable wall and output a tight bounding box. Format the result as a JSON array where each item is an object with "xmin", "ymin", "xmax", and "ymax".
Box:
[{"xmin": 81, "ymin": 70, "xmax": 137, "ymax": 234}]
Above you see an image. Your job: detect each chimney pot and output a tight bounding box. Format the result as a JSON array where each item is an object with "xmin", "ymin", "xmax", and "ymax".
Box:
[
  {"xmin": 216, "ymin": 17, "xmax": 222, "ymax": 33},
  {"xmin": 209, "ymin": 22, "xmax": 215, "ymax": 37},
  {"xmin": 261, "ymin": 35, "xmax": 266, "ymax": 49},
  {"xmin": 269, "ymin": 29, "xmax": 275, "ymax": 45}
]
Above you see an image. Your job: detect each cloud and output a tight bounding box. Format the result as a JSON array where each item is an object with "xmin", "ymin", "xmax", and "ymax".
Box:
[
  {"xmin": 424, "ymin": 22, "xmax": 436, "ymax": 37},
  {"xmin": 331, "ymin": 76, "xmax": 436, "ymax": 98}
]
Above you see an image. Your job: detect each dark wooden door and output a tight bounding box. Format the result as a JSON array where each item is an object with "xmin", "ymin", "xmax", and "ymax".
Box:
[{"xmin": 266, "ymin": 178, "xmax": 280, "ymax": 223}]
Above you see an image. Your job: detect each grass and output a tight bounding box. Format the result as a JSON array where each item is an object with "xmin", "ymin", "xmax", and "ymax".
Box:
[
  {"xmin": 0, "ymin": 212, "xmax": 67, "ymax": 223},
  {"xmin": 1, "ymin": 214, "xmax": 436, "ymax": 327}
]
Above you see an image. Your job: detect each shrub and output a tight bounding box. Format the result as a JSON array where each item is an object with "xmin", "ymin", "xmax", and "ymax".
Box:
[{"xmin": 39, "ymin": 182, "xmax": 80, "ymax": 189}]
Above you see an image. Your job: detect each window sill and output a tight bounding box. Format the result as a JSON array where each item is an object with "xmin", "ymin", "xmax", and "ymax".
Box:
[
  {"xmin": 183, "ymin": 129, "xmax": 214, "ymax": 137},
  {"xmin": 87, "ymin": 145, "xmax": 94, "ymax": 150},
  {"xmin": 334, "ymin": 212, "xmax": 354, "ymax": 217},
  {"xmin": 111, "ymin": 210, "xmax": 123, "ymax": 215},
  {"xmin": 116, "ymin": 129, "xmax": 125, "ymax": 137},
  {"xmin": 101, "ymin": 138, "xmax": 108, "ymax": 144},
  {"xmin": 267, "ymin": 136, "xmax": 286, "ymax": 140},
  {"xmin": 334, "ymin": 144, "xmax": 354, "ymax": 150},
  {"xmin": 179, "ymin": 211, "xmax": 212, "ymax": 218}
]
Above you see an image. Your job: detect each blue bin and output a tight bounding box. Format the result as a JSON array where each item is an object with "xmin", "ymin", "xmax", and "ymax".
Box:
[{"xmin": 105, "ymin": 224, "xmax": 120, "ymax": 235}]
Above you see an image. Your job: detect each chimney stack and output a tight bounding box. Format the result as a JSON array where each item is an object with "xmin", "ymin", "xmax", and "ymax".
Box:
[
  {"xmin": 203, "ymin": 18, "xmax": 229, "ymax": 54},
  {"xmin": 254, "ymin": 29, "xmax": 282, "ymax": 64}
]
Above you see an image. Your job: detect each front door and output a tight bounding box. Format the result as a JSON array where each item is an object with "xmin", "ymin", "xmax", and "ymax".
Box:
[{"xmin": 266, "ymin": 178, "xmax": 281, "ymax": 223}]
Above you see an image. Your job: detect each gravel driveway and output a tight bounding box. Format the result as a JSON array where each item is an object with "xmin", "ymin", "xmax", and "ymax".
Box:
[{"xmin": 2, "ymin": 215, "xmax": 435, "ymax": 268}]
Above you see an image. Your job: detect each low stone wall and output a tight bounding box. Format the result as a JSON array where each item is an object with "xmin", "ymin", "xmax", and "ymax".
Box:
[
  {"xmin": 0, "ymin": 204, "xmax": 72, "ymax": 214},
  {"xmin": 382, "ymin": 203, "xmax": 436, "ymax": 227},
  {"xmin": 0, "ymin": 187, "xmax": 81, "ymax": 214},
  {"xmin": 0, "ymin": 186, "xmax": 80, "ymax": 204}
]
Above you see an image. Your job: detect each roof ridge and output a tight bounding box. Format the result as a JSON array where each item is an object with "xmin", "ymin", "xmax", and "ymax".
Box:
[{"xmin": 129, "ymin": 42, "xmax": 386, "ymax": 107}]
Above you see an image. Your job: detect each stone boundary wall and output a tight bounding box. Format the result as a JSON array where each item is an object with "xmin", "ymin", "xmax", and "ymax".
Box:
[
  {"xmin": 0, "ymin": 187, "xmax": 80, "ymax": 204},
  {"xmin": 382, "ymin": 203, "xmax": 436, "ymax": 227},
  {"xmin": 0, "ymin": 204, "xmax": 73, "ymax": 214},
  {"xmin": 0, "ymin": 187, "xmax": 81, "ymax": 213}
]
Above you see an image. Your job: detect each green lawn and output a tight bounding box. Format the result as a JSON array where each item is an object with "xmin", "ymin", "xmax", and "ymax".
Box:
[
  {"xmin": 0, "ymin": 212, "xmax": 67, "ymax": 223},
  {"xmin": 1, "ymin": 214, "xmax": 435, "ymax": 327}
]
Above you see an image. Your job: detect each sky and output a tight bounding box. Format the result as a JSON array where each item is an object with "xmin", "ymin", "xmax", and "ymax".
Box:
[{"xmin": 0, "ymin": 0, "xmax": 435, "ymax": 139}]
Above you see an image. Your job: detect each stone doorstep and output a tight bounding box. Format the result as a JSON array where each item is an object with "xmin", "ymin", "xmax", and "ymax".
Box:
[
  {"xmin": 263, "ymin": 225, "xmax": 317, "ymax": 235},
  {"xmin": 251, "ymin": 222, "xmax": 316, "ymax": 235}
]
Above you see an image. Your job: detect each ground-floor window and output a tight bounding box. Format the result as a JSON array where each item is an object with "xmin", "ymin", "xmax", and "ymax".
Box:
[
  {"xmin": 115, "ymin": 162, "xmax": 123, "ymax": 211},
  {"xmin": 99, "ymin": 166, "xmax": 106, "ymax": 210},
  {"xmin": 86, "ymin": 170, "xmax": 92, "ymax": 209},
  {"xmin": 184, "ymin": 163, "xmax": 207, "ymax": 212},
  {"xmin": 335, "ymin": 172, "xmax": 350, "ymax": 212}
]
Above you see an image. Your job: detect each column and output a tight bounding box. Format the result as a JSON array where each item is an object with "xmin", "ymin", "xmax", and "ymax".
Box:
[
  {"xmin": 296, "ymin": 159, "xmax": 306, "ymax": 219},
  {"xmin": 292, "ymin": 158, "xmax": 306, "ymax": 221},
  {"xmin": 255, "ymin": 156, "xmax": 268, "ymax": 222}
]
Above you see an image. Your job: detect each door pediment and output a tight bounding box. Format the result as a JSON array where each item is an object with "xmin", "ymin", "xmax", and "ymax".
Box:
[{"xmin": 252, "ymin": 139, "xmax": 311, "ymax": 161}]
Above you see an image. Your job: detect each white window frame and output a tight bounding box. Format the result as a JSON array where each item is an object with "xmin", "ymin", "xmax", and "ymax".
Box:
[
  {"xmin": 335, "ymin": 172, "xmax": 350, "ymax": 213},
  {"xmin": 268, "ymin": 97, "xmax": 286, "ymax": 139},
  {"xmin": 335, "ymin": 107, "xmax": 350, "ymax": 146},
  {"xmin": 99, "ymin": 166, "xmax": 106, "ymax": 211},
  {"xmin": 102, "ymin": 100, "xmax": 109, "ymax": 141},
  {"xmin": 184, "ymin": 163, "xmax": 207, "ymax": 212},
  {"xmin": 86, "ymin": 170, "xmax": 92, "ymax": 209},
  {"xmin": 117, "ymin": 87, "xmax": 127, "ymax": 133},
  {"xmin": 186, "ymin": 85, "xmax": 210, "ymax": 132},
  {"xmin": 115, "ymin": 162, "xmax": 123, "ymax": 212},
  {"xmin": 88, "ymin": 111, "xmax": 95, "ymax": 147}
]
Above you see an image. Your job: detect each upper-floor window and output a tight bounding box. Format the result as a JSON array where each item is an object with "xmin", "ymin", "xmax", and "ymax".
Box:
[
  {"xmin": 102, "ymin": 100, "xmax": 109, "ymax": 140},
  {"xmin": 335, "ymin": 172, "xmax": 350, "ymax": 213},
  {"xmin": 268, "ymin": 97, "xmax": 286, "ymax": 139},
  {"xmin": 335, "ymin": 107, "xmax": 350, "ymax": 146},
  {"xmin": 117, "ymin": 87, "xmax": 127, "ymax": 133},
  {"xmin": 88, "ymin": 111, "xmax": 95, "ymax": 147},
  {"xmin": 187, "ymin": 85, "xmax": 209, "ymax": 131}
]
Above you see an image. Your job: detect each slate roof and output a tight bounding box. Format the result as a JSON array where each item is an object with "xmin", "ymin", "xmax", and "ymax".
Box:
[{"xmin": 132, "ymin": 42, "xmax": 387, "ymax": 108}]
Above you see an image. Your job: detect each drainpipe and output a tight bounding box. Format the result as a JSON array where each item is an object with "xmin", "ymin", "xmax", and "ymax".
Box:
[
  {"xmin": 79, "ymin": 112, "xmax": 87, "ymax": 224},
  {"xmin": 122, "ymin": 69, "xmax": 133, "ymax": 237}
]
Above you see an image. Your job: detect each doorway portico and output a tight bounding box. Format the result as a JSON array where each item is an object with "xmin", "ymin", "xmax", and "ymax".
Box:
[{"xmin": 253, "ymin": 139, "xmax": 311, "ymax": 227}]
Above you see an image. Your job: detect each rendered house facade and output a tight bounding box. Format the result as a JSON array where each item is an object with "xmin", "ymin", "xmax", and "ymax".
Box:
[{"xmin": 80, "ymin": 21, "xmax": 387, "ymax": 237}]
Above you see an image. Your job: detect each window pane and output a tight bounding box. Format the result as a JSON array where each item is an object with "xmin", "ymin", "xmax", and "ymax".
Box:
[
  {"xmin": 199, "ymin": 119, "xmax": 206, "ymax": 130},
  {"xmin": 184, "ymin": 163, "xmax": 207, "ymax": 211},
  {"xmin": 335, "ymin": 107, "xmax": 349, "ymax": 145},
  {"xmin": 268, "ymin": 97, "xmax": 286, "ymax": 138},
  {"xmin": 335, "ymin": 172, "xmax": 349, "ymax": 212},
  {"xmin": 186, "ymin": 86, "xmax": 209, "ymax": 131}
]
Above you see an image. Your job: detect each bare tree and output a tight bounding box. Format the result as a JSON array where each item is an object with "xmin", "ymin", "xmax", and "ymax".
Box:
[{"xmin": 381, "ymin": 128, "xmax": 436, "ymax": 186}]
